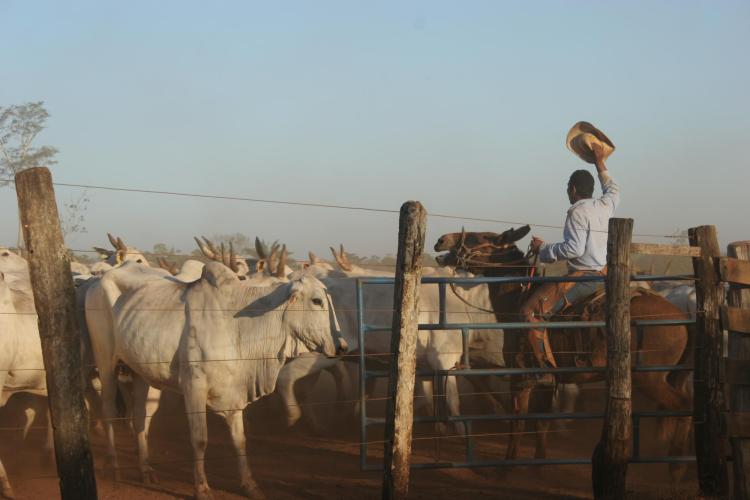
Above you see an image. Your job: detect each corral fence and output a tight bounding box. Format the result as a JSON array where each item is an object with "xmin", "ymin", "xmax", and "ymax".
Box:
[
  {"xmin": 7, "ymin": 167, "xmax": 749, "ymax": 500},
  {"xmin": 370, "ymin": 207, "xmax": 750, "ymax": 499}
]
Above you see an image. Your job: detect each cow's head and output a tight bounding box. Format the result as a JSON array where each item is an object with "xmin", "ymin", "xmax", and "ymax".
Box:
[
  {"xmin": 284, "ymin": 275, "xmax": 347, "ymax": 358},
  {"xmin": 0, "ymin": 247, "xmax": 29, "ymax": 274},
  {"xmin": 433, "ymin": 225, "xmax": 531, "ymax": 274},
  {"xmin": 94, "ymin": 233, "xmax": 149, "ymax": 266}
]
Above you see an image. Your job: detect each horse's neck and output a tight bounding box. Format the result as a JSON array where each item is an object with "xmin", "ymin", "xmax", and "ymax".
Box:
[{"xmin": 484, "ymin": 266, "xmax": 536, "ymax": 321}]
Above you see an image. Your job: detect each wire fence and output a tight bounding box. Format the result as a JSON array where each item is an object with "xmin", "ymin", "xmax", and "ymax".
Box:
[{"xmin": 0, "ymin": 175, "xmax": 701, "ymax": 490}]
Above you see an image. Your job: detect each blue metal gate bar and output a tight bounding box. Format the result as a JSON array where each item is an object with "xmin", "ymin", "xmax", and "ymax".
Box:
[{"xmin": 356, "ymin": 275, "xmax": 697, "ymax": 471}]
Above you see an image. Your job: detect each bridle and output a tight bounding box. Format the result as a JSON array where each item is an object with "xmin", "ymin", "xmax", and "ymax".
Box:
[
  {"xmin": 446, "ymin": 230, "xmax": 540, "ymax": 312},
  {"xmin": 452, "ymin": 229, "xmax": 534, "ymax": 270}
]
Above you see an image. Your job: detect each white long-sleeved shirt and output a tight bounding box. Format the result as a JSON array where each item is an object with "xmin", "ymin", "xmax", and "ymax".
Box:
[{"xmin": 539, "ymin": 172, "xmax": 620, "ymax": 272}]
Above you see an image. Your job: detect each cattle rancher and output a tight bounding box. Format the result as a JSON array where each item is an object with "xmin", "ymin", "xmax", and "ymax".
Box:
[{"xmin": 523, "ymin": 122, "xmax": 620, "ymax": 384}]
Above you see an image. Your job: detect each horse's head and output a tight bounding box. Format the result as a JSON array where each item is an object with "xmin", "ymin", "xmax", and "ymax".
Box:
[{"xmin": 434, "ymin": 225, "xmax": 531, "ymax": 274}]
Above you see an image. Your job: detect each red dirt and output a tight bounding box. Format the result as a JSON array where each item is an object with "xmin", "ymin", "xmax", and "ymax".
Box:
[{"xmin": 1, "ymin": 384, "xmax": 701, "ymax": 499}]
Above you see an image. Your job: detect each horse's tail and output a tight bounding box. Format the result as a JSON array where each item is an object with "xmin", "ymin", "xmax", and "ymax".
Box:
[
  {"xmin": 667, "ymin": 321, "xmax": 695, "ymax": 396},
  {"xmin": 658, "ymin": 321, "xmax": 695, "ymax": 443}
]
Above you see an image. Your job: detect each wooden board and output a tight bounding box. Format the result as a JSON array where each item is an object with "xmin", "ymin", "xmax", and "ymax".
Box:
[
  {"xmin": 724, "ymin": 358, "xmax": 750, "ymax": 386},
  {"xmin": 629, "ymin": 243, "xmax": 701, "ymax": 257},
  {"xmin": 726, "ymin": 413, "xmax": 750, "ymax": 438},
  {"xmin": 720, "ymin": 257, "xmax": 750, "ymax": 286},
  {"xmin": 723, "ymin": 306, "xmax": 750, "ymax": 334}
]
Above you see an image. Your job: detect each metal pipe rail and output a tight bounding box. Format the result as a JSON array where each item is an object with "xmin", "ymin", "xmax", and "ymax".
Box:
[{"xmin": 356, "ymin": 274, "xmax": 697, "ymax": 471}]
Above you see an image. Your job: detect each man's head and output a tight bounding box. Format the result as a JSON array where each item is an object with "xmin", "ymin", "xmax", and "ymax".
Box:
[{"xmin": 567, "ymin": 169, "xmax": 594, "ymax": 204}]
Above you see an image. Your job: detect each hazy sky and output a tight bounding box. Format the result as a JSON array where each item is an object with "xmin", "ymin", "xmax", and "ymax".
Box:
[{"xmin": 1, "ymin": 1, "xmax": 748, "ymax": 259}]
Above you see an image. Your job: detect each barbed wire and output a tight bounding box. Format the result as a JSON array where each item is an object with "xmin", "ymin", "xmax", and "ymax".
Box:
[{"xmin": 1, "ymin": 178, "xmax": 688, "ymax": 239}]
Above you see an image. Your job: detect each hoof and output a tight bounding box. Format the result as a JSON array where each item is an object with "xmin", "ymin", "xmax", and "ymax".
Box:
[
  {"xmin": 241, "ymin": 482, "xmax": 266, "ymax": 499},
  {"xmin": 1, "ymin": 485, "xmax": 15, "ymax": 500},
  {"xmin": 141, "ymin": 469, "xmax": 159, "ymax": 485},
  {"xmin": 195, "ymin": 485, "xmax": 214, "ymax": 500}
]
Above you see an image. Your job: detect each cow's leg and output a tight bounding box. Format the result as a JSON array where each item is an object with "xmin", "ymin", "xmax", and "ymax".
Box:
[
  {"xmin": 44, "ymin": 407, "xmax": 54, "ymax": 461},
  {"xmin": 224, "ymin": 409, "xmax": 265, "ymax": 499},
  {"xmin": 0, "ymin": 373, "xmax": 15, "ymax": 499},
  {"xmin": 328, "ymin": 360, "xmax": 353, "ymax": 403},
  {"xmin": 183, "ymin": 377, "xmax": 212, "ymax": 500},
  {"xmin": 418, "ymin": 378, "xmax": 434, "ymax": 416},
  {"xmin": 0, "ymin": 457, "xmax": 14, "ymax": 500},
  {"xmin": 22, "ymin": 405, "xmax": 36, "ymax": 442},
  {"xmin": 432, "ymin": 355, "xmax": 465, "ymax": 436},
  {"xmin": 552, "ymin": 383, "xmax": 580, "ymax": 430},
  {"xmin": 98, "ymin": 366, "xmax": 121, "ymax": 479},
  {"xmin": 132, "ymin": 377, "xmax": 159, "ymax": 484},
  {"xmin": 531, "ymin": 385, "xmax": 555, "ymax": 459},
  {"xmin": 276, "ymin": 355, "xmax": 332, "ymax": 429}
]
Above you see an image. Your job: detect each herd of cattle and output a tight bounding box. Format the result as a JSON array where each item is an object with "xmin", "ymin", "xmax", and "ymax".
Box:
[{"xmin": 0, "ymin": 234, "xmax": 697, "ymax": 500}]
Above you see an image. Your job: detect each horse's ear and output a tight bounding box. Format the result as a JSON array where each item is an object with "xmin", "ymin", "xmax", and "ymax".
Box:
[{"xmin": 497, "ymin": 225, "xmax": 531, "ymax": 244}]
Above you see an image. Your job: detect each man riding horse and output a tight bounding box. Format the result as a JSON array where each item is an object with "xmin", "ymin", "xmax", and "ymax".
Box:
[{"xmin": 524, "ymin": 124, "xmax": 618, "ymax": 384}]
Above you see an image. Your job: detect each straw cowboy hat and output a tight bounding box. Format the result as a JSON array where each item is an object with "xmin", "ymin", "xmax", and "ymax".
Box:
[{"xmin": 565, "ymin": 121, "xmax": 615, "ymax": 164}]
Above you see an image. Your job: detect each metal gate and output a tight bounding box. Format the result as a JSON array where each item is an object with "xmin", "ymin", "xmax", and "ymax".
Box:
[{"xmin": 356, "ymin": 273, "xmax": 696, "ymax": 471}]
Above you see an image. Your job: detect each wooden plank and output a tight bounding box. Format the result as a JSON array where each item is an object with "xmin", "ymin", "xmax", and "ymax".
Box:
[
  {"xmin": 14, "ymin": 167, "xmax": 98, "ymax": 500},
  {"xmin": 689, "ymin": 225, "xmax": 730, "ymax": 497},
  {"xmin": 630, "ymin": 242, "xmax": 701, "ymax": 257},
  {"xmin": 381, "ymin": 201, "xmax": 427, "ymax": 500},
  {"xmin": 592, "ymin": 218, "xmax": 633, "ymax": 500},
  {"xmin": 724, "ymin": 359, "xmax": 750, "ymax": 386},
  {"xmin": 722, "ymin": 306, "xmax": 750, "ymax": 334},
  {"xmin": 726, "ymin": 413, "xmax": 750, "ymax": 438},
  {"xmin": 720, "ymin": 257, "xmax": 750, "ymax": 286},
  {"xmin": 727, "ymin": 241, "xmax": 750, "ymax": 499}
]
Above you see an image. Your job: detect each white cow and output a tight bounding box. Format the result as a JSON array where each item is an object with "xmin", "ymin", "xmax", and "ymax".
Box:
[
  {"xmin": 87, "ymin": 261, "xmax": 343, "ymax": 499},
  {"xmin": 277, "ymin": 246, "xmax": 508, "ymax": 434},
  {"xmin": 0, "ymin": 273, "xmax": 45, "ymax": 499}
]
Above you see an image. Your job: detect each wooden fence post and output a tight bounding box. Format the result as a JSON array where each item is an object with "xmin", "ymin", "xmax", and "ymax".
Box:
[
  {"xmin": 689, "ymin": 225, "xmax": 729, "ymax": 498},
  {"xmin": 592, "ymin": 218, "xmax": 633, "ymax": 500},
  {"xmin": 15, "ymin": 167, "xmax": 98, "ymax": 500},
  {"xmin": 381, "ymin": 201, "xmax": 427, "ymax": 500},
  {"xmin": 727, "ymin": 241, "xmax": 750, "ymax": 499}
]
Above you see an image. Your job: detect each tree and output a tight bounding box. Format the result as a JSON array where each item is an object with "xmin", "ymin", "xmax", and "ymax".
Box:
[
  {"xmin": 0, "ymin": 102, "xmax": 58, "ymax": 183},
  {"xmin": 60, "ymin": 190, "xmax": 90, "ymax": 239}
]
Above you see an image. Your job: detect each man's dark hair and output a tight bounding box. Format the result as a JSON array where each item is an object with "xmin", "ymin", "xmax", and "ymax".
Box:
[{"xmin": 568, "ymin": 169, "xmax": 595, "ymax": 198}]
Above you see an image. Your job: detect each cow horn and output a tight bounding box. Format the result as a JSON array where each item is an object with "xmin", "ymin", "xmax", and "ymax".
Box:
[
  {"xmin": 116, "ymin": 237, "xmax": 128, "ymax": 252},
  {"xmin": 194, "ymin": 237, "xmax": 215, "ymax": 259},
  {"xmin": 330, "ymin": 245, "xmax": 352, "ymax": 272},
  {"xmin": 157, "ymin": 257, "xmax": 178, "ymax": 275},
  {"xmin": 339, "ymin": 244, "xmax": 353, "ymax": 271},
  {"xmin": 202, "ymin": 237, "xmax": 221, "ymax": 260},
  {"xmin": 276, "ymin": 245, "xmax": 287, "ymax": 278},
  {"xmin": 267, "ymin": 245, "xmax": 279, "ymax": 275},
  {"xmin": 219, "ymin": 242, "xmax": 228, "ymax": 268},
  {"xmin": 107, "ymin": 233, "xmax": 119, "ymax": 249},
  {"xmin": 308, "ymin": 251, "xmax": 318, "ymax": 265},
  {"xmin": 229, "ymin": 242, "xmax": 239, "ymax": 273},
  {"xmin": 255, "ymin": 237, "xmax": 266, "ymax": 259}
]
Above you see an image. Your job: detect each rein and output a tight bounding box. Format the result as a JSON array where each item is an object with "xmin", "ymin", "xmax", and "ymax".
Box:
[{"xmin": 446, "ymin": 235, "xmax": 540, "ymax": 314}]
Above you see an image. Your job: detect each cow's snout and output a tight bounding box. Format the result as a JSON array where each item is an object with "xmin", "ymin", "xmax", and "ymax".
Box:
[
  {"xmin": 434, "ymin": 238, "xmax": 444, "ymax": 252},
  {"xmin": 435, "ymin": 254, "xmax": 447, "ymax": 266}
]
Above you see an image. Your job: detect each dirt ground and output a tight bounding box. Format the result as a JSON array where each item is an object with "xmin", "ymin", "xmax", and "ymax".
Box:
[{"xmin": 1, "ymin": 378, "xmax": 701, "ymax": 500}]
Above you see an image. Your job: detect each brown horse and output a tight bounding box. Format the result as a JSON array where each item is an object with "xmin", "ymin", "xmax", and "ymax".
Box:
[{"xmin": 434, "ymin": 226, "xmax": 692, "ymax": 481}]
